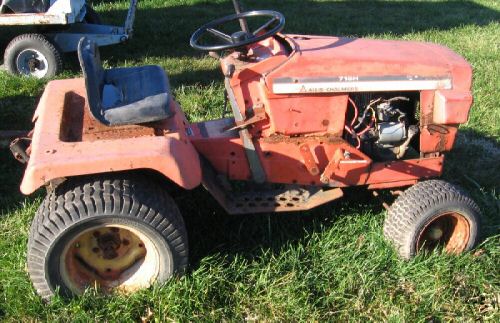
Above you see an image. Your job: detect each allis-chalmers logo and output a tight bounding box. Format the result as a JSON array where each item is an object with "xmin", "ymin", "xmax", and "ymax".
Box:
[{"xmin": 298, "ymin": 76, "xmax": 359, "ymax": 93}]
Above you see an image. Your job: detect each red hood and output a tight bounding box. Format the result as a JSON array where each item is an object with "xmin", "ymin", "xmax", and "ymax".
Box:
[{"xmin": 267, "ymin": 35, "xmax": 472, "ymax": 92}]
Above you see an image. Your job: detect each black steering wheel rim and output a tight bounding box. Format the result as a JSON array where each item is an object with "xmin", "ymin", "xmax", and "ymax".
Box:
[{"xmin": 190, "ymin": 10, "xmax": 285, "ymax": 51}]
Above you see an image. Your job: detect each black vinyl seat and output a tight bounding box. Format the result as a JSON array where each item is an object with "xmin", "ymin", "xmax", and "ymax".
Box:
[{"xmin": 77, "ymin": 37, "xmax": 173, "ymax": 126}]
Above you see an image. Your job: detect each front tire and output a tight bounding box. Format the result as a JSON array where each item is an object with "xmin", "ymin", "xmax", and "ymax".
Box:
[
  {"xmin": 27, "ymin": 175, "xmax": 188, "ymax": 300},
  {"xmin": 383, "ymin": 180, "xmax": 482, "ymax": 259}
]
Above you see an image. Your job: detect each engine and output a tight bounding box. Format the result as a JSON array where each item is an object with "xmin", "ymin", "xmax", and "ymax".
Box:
[{"xmin": 345, "ymin": 93, "xmax": 420, "ymax": 161}]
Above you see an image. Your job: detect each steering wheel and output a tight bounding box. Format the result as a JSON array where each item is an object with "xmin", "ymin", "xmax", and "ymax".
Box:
[{"xmin": 190, "ymin": 10, "xmax": 285, "ymax": 51}]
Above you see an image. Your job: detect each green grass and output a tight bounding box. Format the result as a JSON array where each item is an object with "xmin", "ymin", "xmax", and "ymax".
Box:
[{"xmin": 1, "ymin": 0, "xmax": 499, "ymax": 321}]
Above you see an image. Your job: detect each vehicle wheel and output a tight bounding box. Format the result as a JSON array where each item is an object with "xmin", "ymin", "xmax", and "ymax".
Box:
[
  {"xmin": 27, "ymin": 175, "xmax": 188, "ymax": 300},
  {"xmin": 383, "ymin": 180, "xmax": 481, "ymax": 259},
  {"xmin": 4, "ymin": 34, "xmax": 62, "ymax": 78},
  {"xmin": 83, "ymin": 5, "xmax": 102, "ymax": 24}
]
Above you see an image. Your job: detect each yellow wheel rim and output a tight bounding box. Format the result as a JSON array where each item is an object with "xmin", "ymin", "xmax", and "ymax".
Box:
[{"xmin": 60, "ymin": 224, "xmax": 160, "ymax": 294}]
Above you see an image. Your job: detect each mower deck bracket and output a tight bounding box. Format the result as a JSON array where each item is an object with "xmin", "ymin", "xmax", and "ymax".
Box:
[
  {"xmin": 299, "ymin": 143, "xmax": 320, "ymax": 176},
  {"xmin": 320, "ymin": 148, "xmax": 344, "ymax": 184}
]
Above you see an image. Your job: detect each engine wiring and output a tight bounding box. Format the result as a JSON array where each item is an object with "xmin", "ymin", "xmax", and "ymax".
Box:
[
  {"xmin": 346, "ymin": 97, "xmax": 378, "ymax": 148},
  {"xmin": 348, "ymin": 97, "xmax": 359, "ymax": 127},
  {"xmin": 344, "ymin": 125, "xmax": 361, "ymax": 149}
]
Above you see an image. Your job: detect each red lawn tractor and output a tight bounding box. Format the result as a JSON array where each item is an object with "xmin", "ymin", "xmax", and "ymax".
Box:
[{"xmin": 11, "ymin": 0, "xmax": 481, "ymax": 299}]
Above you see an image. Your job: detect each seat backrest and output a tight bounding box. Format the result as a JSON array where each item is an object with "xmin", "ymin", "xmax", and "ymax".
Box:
[{"xmin": 77, "ymin": 37, "xmax": 106, "ymax": 123}]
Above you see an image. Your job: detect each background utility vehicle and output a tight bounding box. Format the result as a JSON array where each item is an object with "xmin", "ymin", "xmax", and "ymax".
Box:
[{"xmin": 0, "ymin": 0, "xmax": 137, "ymax": 77}]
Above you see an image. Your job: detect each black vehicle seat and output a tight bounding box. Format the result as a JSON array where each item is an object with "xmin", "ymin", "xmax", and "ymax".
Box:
[{"xmin": 77, "ymin": 37, "xmax": 173, "ymax": 126}]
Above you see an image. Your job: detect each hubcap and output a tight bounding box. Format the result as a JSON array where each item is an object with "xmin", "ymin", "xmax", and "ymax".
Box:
[
  {"xmin": 416, "ymin": 212, "xmax": 470, "ymax": 253},
  {"xmin": 60, "ymin": 225, "xmax": 160, "ymax": 294},
  {"xmin": 16, "ymin": 49, "xmax": 49, "ymax": 78}
]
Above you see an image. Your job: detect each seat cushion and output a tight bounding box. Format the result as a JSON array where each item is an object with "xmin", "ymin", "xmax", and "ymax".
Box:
[
  {"xmin": 78, "ymin": 37, "xmax": 173, "ymax": 126},
  {"xmin": 103, "ymin": 65, "xmax": 172, "ymax": 126}
]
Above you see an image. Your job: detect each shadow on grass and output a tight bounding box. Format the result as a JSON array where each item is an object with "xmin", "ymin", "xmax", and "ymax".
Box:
[
  {"xmin": 0, "ymin": 93, "xmax": 42, "ymax": 215},
  {"xmin": 0, "ymin": 148, "xmax": 40, "ymax": 216},
  {"xmin": 177, "ymin": 184, "xmax": 381, "ymax": 266},
  {"xmin": 442, "ymin": 128, "xmax": 500, "ymax": 239},
  {"xmin": 0, "ymin": 93, "xmax": 38, "ymax": 211},
  {"xmin": 0, "ymin": 94, "xmax": 38, "ymax": 129}
]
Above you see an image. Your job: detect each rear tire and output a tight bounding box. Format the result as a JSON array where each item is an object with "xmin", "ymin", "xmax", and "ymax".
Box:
[
  {"xmin": 27, "ymin": 174, "xmax": 188, "ymax": 300},
  {"xmin": 4, "ymin": 34, "xmax": 62, "ymax": 78},
  {"xmin": 383, "ymin": 180, "xmax": 481, "ymax": 259}
]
